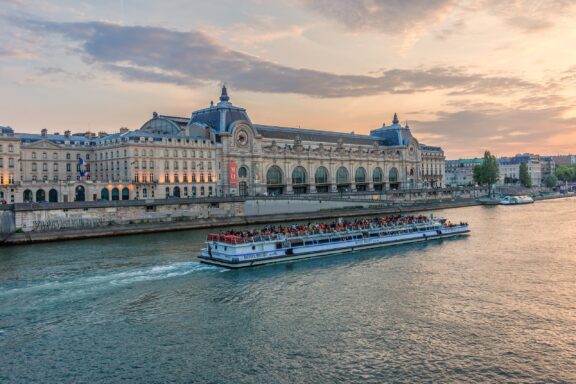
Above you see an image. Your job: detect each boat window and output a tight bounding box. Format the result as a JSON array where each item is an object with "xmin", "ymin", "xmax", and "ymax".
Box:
[
  {"xmin": 252, "ymin": 245, "xmax": 256, "ymax": 250},
  {"xmin": 276, "ymin": 242, "xmax": 282, "ymax": 249}
]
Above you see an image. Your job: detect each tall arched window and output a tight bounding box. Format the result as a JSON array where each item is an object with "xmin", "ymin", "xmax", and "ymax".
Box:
[
  {"xmin": 292, "ymin": 166, "xmax": 307, "ymax": 185},
  {"xmin": 48, "ymin": 188, "xmax": 58, "ymax": 203},
  {"xmin": 23, "ymin": 189, "xmax": 33, "ymax": 202},
  {"xmin": 266, "ymin": 165, "xmax": 284, "ymax": 196},
  {"xmin": 292, "ymin": 166, "xmax": 307, "ymax": 194},
  {"xmin": 315, "ymin": 166, "xmax": 329, "ymax": 193},
  {"xmin": 266, "ymin": 166, "xmax": 283, "ymax": 185},
  {"xmin": 315, "ymin": 167, "xmax": 328, "ymax": 184},
  {"xmin": 355, "ymin": 167, "xmax": 366, "ymax": 183},
  {"xmin": 36, "ymin": 189, "xmax": 46, "ymax": 202},
  {"xmin": 101, "ymin": 188, "xmax": 109, "ymax": 201},
  {"xmin": 336, "ymin": 167, "xmax": 349, "ymax": 184},
  {"xmin": 373, "ymin": 167, "xmax": 383, "ymax": 183},
  {"xmin": 373, "ymin": 167, "xmax": 384, "ymax": 191},
  {"xmin": 355, "ymin": 167, "xmax": 367, "ymax": 191},
  {"xmin": 389, "ymin": 167, "xmax": 399, "ymax": 183}
]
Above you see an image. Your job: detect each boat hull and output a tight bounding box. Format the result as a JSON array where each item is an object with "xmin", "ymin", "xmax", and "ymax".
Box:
[{"xmin": 199, "ymin": 227, "xmax": 470, "ymax": 269}]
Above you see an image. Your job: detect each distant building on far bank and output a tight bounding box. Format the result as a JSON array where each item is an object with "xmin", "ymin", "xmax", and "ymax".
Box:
[
  {"xmin": 445, "ymin": 158, "xmax": 482, "ymax": 187},
  {"xmin": 551, "ymin": 154, "xmax": 576, "ymax": 166},
  {"xmin": 497, "ymin": 154, "xmax": 541, "ymax": 187},
  {"xmin": 446, "ymin": 153, "xmax": 555, "ymax": 188}
]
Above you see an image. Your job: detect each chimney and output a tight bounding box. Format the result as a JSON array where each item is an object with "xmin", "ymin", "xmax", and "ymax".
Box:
[
  {"xmin": 41, "ymin": 128, "xmax": 47, "ymax": 137},
  {"xmin": 64, "ymin": 130, "xmax": 71, "ymax": 137},
  {"xmin": 205, "ymin": 127, "xmax": 211, "ymax": 140},
  {"xmin": 120, "ymin": 127, "xmax": 129, "ymax": 134},
  {"xmin": 98, "ymin": 131, "xmax": 108, "ymax": 138}
]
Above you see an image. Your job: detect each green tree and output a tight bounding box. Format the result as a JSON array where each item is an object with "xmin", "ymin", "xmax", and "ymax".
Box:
[
  {"xmin": 473, "ymin": 164, "xmax": 483, "ymax": 186},
  {"xmin": 544, "ymin": 175, "xmax": 558, "ymax": 188},
  {"xmin": 555, "ymin": 165, "xmax": 576, "ymax": 182},
  {"xmin": 519, "ymin": 162, "xmax": 532, "ymax": 188},
  {"xmin": 473, "ymin": 151, "xmax": 499, "ymax": 194}
]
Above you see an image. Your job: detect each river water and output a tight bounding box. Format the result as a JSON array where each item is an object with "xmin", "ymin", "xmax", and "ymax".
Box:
[{"xmin": 1, "ymin": 199, "xmax": 575, "ymax": 383}]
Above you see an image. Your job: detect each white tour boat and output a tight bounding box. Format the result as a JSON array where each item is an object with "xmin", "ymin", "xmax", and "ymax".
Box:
[
  {"xmin": 500, "ymin": 195, "xmax": 534, "ymax": 205},
  {"xmin": 199, "ymin": 216, "xmax": 470, "ymax": 268}
]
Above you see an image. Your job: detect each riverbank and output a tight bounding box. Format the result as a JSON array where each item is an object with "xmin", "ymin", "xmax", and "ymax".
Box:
[
  {"xmin": 3, "ymin": 193, "xmax": 573, "ymax": 245},
  {"xmin": 2, "ymin": 198, "xmax": 480, "ymax": 245}
]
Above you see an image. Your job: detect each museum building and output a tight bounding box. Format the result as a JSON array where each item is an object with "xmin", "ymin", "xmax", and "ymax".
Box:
[{"xmin": 0, "ymin": 86, "xmax": 444, "ymax": 203}]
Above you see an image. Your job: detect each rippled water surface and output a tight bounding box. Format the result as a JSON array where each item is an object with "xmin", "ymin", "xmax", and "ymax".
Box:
[{"xmin": 1, "ymin": 199, "xmax": 576, "ymax": 383}]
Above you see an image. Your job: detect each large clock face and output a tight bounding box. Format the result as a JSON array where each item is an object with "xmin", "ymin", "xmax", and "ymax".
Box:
[{"xmin": 236, "ymin": 129, "xmax": 249, "ymax": 147}]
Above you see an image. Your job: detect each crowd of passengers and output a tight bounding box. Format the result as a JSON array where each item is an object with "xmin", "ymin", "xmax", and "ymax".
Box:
[{"xmin": 217, "ymin": 215, "xmax": 467, "ymax": 240}]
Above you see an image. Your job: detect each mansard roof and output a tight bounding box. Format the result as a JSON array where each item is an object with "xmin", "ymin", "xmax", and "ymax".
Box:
[
  {"xmin": 254, "ymin": 125, "xmax": 379, "ymax": 145},
  {"xmin": 18, "ymin": 132, "xmax": 92, "ymax": 145}
]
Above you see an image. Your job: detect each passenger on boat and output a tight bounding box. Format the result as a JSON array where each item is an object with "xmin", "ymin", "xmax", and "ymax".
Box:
[{"xmin": 214, "ymin": 215, "xmax": 442, "ymax": 242}]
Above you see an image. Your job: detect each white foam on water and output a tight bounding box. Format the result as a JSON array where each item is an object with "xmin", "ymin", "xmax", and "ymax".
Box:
[{"xmin": 0, "ymin": 261, "xmax": 222, "ymax": 296}]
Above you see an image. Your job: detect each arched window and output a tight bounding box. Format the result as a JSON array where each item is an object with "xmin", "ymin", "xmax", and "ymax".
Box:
[
  {"xmin": 101, "ymin": 188, "xmax": 109, "ymax": 201},
  {"xmin": 373, "ymin": 167, "xmax": 383, "ymax": 183},
  {"xmin": 238, "ymin": 166, "xmax": 248, "ymax": 178},
  {"xmin": 315, "ymin": 167, "xmax": 328, "ymax": 184},
  {"xmin": 48, "ymin": 188, "xmax": 58, "ymax": 203},
  {"xmin": 111, "ymin": 188, "xmax": 119, "ymax": 201},
  {"xmin": 355, "ymin": 167, "xmax": 366, "ymax": 183},
  {"xmin": 266, "ymin": 165, "xmax": 284, "ymax": 196},
  {"xmin": 75, "ymin": 185, "xmax": 85, "ymax": 202},
  {"xmin": 266, "ymin": 166, "xmax": 283, "ymax": 185},
  {"xmin": 336, "ymin": 167, "xmax": 349, "ymax": 184},
  {"xmin": 36, "ymin": 189, "xmax": 46, "ymax": 202},
  {"xmin": 292, "ymin": 166, "xmax": 307, "ymax": 185},
  {"xmin": 389, "ymin": 167, "xmax": 399, "ymax": 183},
  {"xmin": 23, "ymin": 189, "xmax": 33, "ymax": 202},
  {"xmin": 173, "ymin": 186, "xmax": 181, "ymax": 197},
  {"xmin": 122, "ymin": 187, "xmax": 129, "ymax": 200}
]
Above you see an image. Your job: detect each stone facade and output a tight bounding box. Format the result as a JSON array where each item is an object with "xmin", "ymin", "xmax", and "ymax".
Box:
[{"xmin": 1, "ymin": 87, "xmax": 445, "ymax": 203}]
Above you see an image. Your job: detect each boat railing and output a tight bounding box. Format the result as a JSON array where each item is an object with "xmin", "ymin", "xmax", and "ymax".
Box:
[{"xmin": 206, "ymin": 219, "xmax": 442, "ymax": 245}]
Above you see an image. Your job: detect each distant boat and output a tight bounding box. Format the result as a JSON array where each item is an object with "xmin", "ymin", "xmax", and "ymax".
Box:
[{"xmin": 500, "ymin": 195, "xmax": 534, "ymax": 205}]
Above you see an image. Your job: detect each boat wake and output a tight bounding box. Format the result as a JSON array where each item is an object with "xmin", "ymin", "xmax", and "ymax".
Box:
[{"xmin": 0, "ymin": 261, "xmax": 222, "ymax": 296}]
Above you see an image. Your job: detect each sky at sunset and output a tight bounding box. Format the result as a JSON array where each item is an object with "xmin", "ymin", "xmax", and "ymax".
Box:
[{"xmin": 1, "ymin": 0, "xmax": 576, "ymax": 158}]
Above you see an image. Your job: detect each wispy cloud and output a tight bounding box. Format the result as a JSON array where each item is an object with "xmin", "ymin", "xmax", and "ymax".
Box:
[
  {"xmin": 0, "ymin": 46, "xmax": 35, "ymax": 60},
  {"xmin": 415, "ymin": 105, "xmax": 576, "ymax": 157},
  {"xmin": 15, "ymin": 19, "xmax": 541, "ymax": 98},
  {"xmin": 298, "ymin": 0, "xmax": 576, "ymax": 38}
]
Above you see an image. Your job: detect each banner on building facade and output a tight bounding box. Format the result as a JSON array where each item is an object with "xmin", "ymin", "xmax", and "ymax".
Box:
[
  {"xmin": 79, "ymin": 158, "xmax": 90, "ymax": 179},
  {"xmin": 228, "ymin": 162, "xmax": 238, "ymax": 185}
]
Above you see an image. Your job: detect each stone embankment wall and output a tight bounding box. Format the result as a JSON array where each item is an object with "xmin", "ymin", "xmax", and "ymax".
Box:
[
  {"xmin": 15, "ymin": 201, "xmax": 244, "ymax": 232},
  {"xmin": 244, "ymin": 199, "xmax": 381, "ymax": 216},
  {"xmin": 0, "ymin": 188, "xmax": 492, "ymax": 243},
  {"xmin": 0, "ymin": 209, "xmax": 15, "ymax": 240}
]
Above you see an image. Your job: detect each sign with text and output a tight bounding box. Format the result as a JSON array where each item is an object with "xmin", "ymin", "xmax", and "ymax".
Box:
[{"xmin": 228, "ymin": 162, "xmax": 238, "ymax": 185}]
